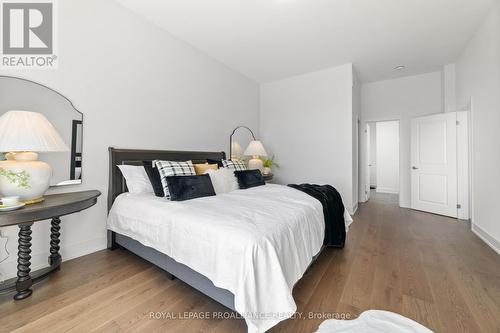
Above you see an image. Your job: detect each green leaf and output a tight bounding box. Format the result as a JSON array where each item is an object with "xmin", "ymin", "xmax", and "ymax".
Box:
[{"xmin": 0, "ymin": 167, "xmax": 31, "ymax": 189}]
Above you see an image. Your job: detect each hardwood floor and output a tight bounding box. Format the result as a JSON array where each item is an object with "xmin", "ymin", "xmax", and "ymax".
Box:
[{"xmin": 1, "ymin": 192, "xmax": 500, "ymax": 333}]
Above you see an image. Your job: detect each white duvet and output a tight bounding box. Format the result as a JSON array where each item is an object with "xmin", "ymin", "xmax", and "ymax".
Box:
[
  {"xmin": 314, "ymin": 310, "xmax": 433, "ymax": 333},
  {"xmin": 107, "ymin": 184, "xmax": 351, "ymax": 333}
]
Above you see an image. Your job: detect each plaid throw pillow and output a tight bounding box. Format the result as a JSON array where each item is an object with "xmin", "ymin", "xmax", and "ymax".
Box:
[
  {"xmin": 222, "ymin": 159, "xmax": 247, "ymax": 171},
  {"xmin": 153, "ymin": 160, "xmax": 196, "ymax": 199}
]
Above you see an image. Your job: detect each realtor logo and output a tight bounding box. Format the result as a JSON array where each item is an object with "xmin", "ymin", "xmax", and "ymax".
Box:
[{"xmin": 1, "ymin": 0, "xmax": 57, "ymax": 68}]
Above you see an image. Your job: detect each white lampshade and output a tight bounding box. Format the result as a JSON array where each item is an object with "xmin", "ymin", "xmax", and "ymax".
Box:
[
  {"xmin": 244, "ymin": 140, "xmax": 267, "ymax": 157},
  {"xmin": 0, "ymin": 110, "xmax": 69, "ymax": 152}
]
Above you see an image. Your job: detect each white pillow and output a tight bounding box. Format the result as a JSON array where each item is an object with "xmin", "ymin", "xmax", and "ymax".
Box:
[
  {"xmin": 204, "ymin": 168, "xmax": 239, "ymax": 194},
  {"xmin": 117, "ymin": 165, "xmax": 154, "ymax": 194}
]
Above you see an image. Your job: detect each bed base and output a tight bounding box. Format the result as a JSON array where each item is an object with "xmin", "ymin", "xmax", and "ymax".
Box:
[
  {"xmin": 110, "ymin": 231, "xmax": 323, "ymax": 314},
  {"xmin": 113, "ymin": 231, "xmax": 237, "ymax": 311}
]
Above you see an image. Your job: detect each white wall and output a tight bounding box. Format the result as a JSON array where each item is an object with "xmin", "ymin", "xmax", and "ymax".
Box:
[
  {"xmin": 361, "ymin": 72, "xmax": 443, "ymax": 207},
  {"xmin": 260, "ymin": 64, "xmax": 356, "ymax": 213},
  {"xmin": 443, "ymin": 64, "xmax": 457, "ymax": 113},
  {"xmin": 0, "ymin": 0, "xmax": 259, "ymax": 280},
  {"xmin": 456, "ymin": 3, "xmax": 500, "ymax": 253},
  {"xmin": 376, "ymin": 121, "xmax": 400, "ymax": 194}
]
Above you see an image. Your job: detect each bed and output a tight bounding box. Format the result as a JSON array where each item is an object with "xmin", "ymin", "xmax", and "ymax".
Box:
[{"xmin": 106, "ymin": 148, "xmax": 350, "ymax": 333}]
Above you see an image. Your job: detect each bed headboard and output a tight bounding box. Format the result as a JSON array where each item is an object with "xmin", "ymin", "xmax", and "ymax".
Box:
[{"xmin": 108, "ymin": 147, "xmax": 226, "ymax": 212}]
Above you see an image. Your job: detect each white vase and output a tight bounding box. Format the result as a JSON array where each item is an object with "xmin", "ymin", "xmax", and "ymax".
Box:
[
  {"xmin": 248, "ymin": 158, "xmax": 264, "ymax": 170},
  {"xmin": 262, "ymin": 167, "xmax": 271, "ymax": 175},
  {"xmin": 0, "ymin": 153, "xmax": 51, "ymax": 202}
]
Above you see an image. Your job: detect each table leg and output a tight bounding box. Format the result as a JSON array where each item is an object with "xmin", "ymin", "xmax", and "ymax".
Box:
[
  {"xmin": 14, "ymin": 223, "xmax": 33, "ymax": 300},
  {"xmin": 49, "ymin": 217, "xmax": 61, "ymax": 267}
]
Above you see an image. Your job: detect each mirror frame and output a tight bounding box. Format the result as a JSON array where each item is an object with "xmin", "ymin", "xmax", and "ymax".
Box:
[{"xmin": 0, "ymin": 75, "xmax": 83, "ymax": 186}]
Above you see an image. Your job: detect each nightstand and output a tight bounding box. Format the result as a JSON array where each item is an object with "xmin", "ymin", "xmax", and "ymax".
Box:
[
  {"xmin": 263, "ymin": 173, "xmax": 274, "ymax": 183},
  {"xmin": 0, "ymin": 190, "xmax": 100, "ymax": 300}
]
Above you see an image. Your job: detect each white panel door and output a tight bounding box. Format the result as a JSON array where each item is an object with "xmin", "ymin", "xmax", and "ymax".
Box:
[{"xmin": 411, "ymin": 113, "xmax": 457, "ymax": 217}]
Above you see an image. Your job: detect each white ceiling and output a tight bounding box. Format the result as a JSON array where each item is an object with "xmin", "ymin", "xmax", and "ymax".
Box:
[{"xmin": 116, "ymin": 0, "xmax": 498, "ymax": 83}]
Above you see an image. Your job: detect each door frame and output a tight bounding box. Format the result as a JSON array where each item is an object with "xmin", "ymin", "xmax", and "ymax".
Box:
[
  {"xmin": 365, "ymin": 123, "xmax": 371, "ymax": 202},
  {"xmin": 468, "ymin": 99, "xmax": 475, "ymax": 224},
  {"xmin": 359, "ymin": 118, "xmax": 401, "ymax": 203},
  {"xmin": 456, "ymin": 110, "xmax": 471, "ymax": 220}
]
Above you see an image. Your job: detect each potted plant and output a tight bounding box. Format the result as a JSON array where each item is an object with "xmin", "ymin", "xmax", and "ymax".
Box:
[{"xmin": 260, "ymin": 155, "xmax": 280, "ymax": 175}]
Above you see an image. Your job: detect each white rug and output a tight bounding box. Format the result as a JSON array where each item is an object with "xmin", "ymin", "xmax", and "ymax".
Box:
[{"xmin": 314, "ymin": 310, "xmax": 434, "ymax": 333}]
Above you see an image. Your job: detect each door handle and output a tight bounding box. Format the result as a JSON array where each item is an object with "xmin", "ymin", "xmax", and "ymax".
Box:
[{"xmin": 412, "ymin": 166, "xmax": 419, "ymax": 170}]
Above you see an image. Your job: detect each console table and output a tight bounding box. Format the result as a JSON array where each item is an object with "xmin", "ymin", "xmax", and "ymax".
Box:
[{"xmin": 0, "ymin": 190, "xmax": 100, "ymax": 300}]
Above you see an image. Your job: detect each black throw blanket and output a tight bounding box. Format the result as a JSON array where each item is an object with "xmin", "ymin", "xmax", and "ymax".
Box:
[{"xmin": 288, "ymin": 184, "xmax": 346, "ymax": 248}]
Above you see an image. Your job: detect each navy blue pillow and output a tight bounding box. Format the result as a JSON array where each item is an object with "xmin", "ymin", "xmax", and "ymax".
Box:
[
  {"xmin": 166, "ymin": 174, "xmax": 216, "ymax": 201},
  {"xmin": 143, "ymin": 161, "xmax": 164, "ymax": 197},
  {"xmin": 234, "ymin": 170, "xmax": 265, "ymax": 189},
  {"xmin": 206, "ymin": 158, "xmax": 224, "ymax": 168}
]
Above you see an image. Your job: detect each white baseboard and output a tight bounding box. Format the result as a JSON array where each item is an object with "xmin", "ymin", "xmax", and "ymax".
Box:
[
  {"xmin": 472, "ymin": 224, "xmax": 500, "ymax": 255},
  {"xmin": 351, "ymin": 203, "xmax": 358, "ymax": 215},
  {"xmin": 0, "ymin": 236, "xmax": 107, "ymax": 281},
  {"xmin": 399, "ymin": 200, "xmax": 411, "ymax": 208},
  {"xmin": 376, "ymin": 187, "xmax": 399, "ymax": 194}
]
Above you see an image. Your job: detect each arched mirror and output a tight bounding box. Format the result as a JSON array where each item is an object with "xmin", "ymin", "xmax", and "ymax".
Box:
[
  {"xmin": 230, "ymin": 126, "xmax": 254, "ymax": 161},
  {"xmin": 0, "ymin": 76, "xmax": 83, "ymax": 186}
]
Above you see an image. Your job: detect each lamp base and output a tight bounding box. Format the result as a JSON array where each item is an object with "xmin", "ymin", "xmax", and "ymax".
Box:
[
  {"xmin": 248, "ymin": 158, "xmax": 263, "ymax": 171},
  {"xmin": 0, "ymin": 156, "xmax": 51, "ymax": 202},
  {"xmin": 23, "ymin": 197, "xmax": 45, "ymax": 205}
]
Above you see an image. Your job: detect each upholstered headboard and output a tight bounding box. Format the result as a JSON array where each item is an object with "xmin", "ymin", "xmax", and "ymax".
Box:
[{"xmin": 107, "ymin": 147, "xmax": 226, "ymax": 212}]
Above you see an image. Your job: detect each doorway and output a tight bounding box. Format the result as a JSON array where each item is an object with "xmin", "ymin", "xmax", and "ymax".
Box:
[{"xmin": 365, "ymin": 120, "xmax": 400, "ymax": 202}]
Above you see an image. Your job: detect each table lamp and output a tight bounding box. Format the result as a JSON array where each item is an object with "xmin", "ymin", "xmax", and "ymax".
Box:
[
  {"xmin": 0, "ymin": 110, "xmax": 69, "ymax": 204},
  {"xmin": 244, "ymin": 140, "xmax": 267, "ymax": 170}
]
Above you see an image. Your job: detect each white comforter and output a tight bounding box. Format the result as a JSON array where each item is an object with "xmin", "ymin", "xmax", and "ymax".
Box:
[{"xmin": 107, "ymin": 184, "xmax": 350, "ymax": 333}]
